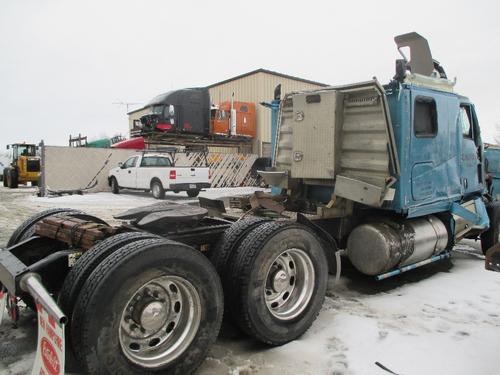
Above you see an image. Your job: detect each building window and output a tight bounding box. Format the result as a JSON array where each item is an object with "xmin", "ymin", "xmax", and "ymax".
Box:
[{"xmin": 414, "ymin": 96, "xmax": 438, "ymax": 137}]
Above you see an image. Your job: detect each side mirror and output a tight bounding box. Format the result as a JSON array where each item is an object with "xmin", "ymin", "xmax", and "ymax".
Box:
[
  {"xmin": 6, "ymin": 145, "xmax": 10, "ymax": 150},
  {"xmin": 118, "ymin": 162, "xmax": 124, "ymax": 168}
]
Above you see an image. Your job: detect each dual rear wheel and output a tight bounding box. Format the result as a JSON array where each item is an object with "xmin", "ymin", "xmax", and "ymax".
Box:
[{"xmin": 211, "ymin": 219, "xmax": 329, "ymax": 345}]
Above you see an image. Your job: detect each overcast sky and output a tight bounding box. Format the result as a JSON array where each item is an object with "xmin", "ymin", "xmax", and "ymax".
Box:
[{"xmin": 1, "ymin": 0, "xmax": 499, "ymax": 150}]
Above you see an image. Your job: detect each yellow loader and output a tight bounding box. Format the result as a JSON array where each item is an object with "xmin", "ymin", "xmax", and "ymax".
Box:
[{"xmin": 3, "ymin": 143, "xmax": 40, "ymax": 188}]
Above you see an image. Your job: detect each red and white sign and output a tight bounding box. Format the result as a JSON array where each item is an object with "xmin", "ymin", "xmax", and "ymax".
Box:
[
  {"xmin": 0, "ymin": 290, "xmax": 6, "ymax": 326},
  {"xmin": 32, "ymin": 302, "xmax": 65, "ymax": 375}
]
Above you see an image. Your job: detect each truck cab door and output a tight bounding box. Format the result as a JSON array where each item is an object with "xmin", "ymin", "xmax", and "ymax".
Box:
[
  {"xmin": 458, "ymin": 104, "xmax": 482, "ymax": 196},
  {"xmin": 119, "ymin": 156, "xmax": 138, "ymax": 188}
]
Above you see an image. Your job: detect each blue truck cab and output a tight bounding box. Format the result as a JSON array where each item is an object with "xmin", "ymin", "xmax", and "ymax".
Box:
[
  {"xmin": 387, "ymin": 84, "xmax": 485, "ymax": 216},
  {"xmin": 260, "ymin": 32, "xmax": 498, "ymax": 278}
]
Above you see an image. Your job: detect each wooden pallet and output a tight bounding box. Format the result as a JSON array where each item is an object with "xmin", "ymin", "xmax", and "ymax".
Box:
[{"xmin": 35, "ymin": 216, "xmax": 116, "ymax": 250}]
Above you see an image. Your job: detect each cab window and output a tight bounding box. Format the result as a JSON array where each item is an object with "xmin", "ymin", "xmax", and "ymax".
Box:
[
  {"xmin": 140, "ymin": 157, "xmax": 171, "ymax": 167},
  {"xmin": 156, "ymin": 157, "xmax": 171, "ymax": 167},
  {"xmin": 459, "ymin": 106, "xmax": 473, "ymax": 139},
  {"xmin": 217, "ymin": 110, "xmax": 227, "ymax": 121},
  {"xmin": 414, "ymin": 96, "xmax": 438, "ymax": 137},
  {"xmin": 123, "ymin": 157, "xmax": 138, "ymax": 168}
]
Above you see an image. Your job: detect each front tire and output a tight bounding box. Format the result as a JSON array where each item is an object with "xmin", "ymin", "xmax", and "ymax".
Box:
[
  {"xmin": 151, "ymin": 180, "xmax": 165, "ymax": 199},
  {"xmin": 71, "ymin": 238, "xmax": 223, "ymax": 374},
  {"xmin": 2, "ymin": 168, "xmax": 8, "ymax": 187},
  {"xmin": 9, "ymin": 168, "xmax": 18, "ymax": 188},
  {"xmin": 110, "ymin": 177, "xmax": 120, "ymax": 194},
  {"xmin": 228, "ymin": 221, "xmax": 328, "ymax": 345},
  {"xmin": 481, "ymin": 202, "xmax": 500, "ymax": 254}
]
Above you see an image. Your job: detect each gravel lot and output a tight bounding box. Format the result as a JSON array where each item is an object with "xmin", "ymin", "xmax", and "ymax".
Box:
[{"xmin": 0, "ymin": 186, "xmax": 499, "ymax": 375}]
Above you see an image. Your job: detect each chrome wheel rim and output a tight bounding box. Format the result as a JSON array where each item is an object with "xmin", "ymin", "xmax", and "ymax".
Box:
[
  {"xmin": 119, "ymin": 275, "xmax": 201, "ymax": 368},
  {"xmin": 264, "ymin": 248, "xmax": 315, "ymax": 320}
]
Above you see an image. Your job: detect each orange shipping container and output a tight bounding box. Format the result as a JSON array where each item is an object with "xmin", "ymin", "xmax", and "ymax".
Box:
[{"xmin": 212, "ymin": 101, "xmax": 256, "ymax": 138}]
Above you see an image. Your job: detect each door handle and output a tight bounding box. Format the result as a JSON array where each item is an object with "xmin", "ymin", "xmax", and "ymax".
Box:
[{"xmin": 128, "ymin": 170, "xmax": 131, "ymax": 174}]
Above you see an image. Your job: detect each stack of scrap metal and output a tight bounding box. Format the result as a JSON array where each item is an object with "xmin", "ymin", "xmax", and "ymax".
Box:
[{"xmin": 35, "ymin": 216, "xmax": 116, "ymax": 250}]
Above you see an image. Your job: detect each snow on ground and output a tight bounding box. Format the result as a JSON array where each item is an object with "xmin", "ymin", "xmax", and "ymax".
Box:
[{"xmin": 1, "ymin": 186, "xmax": 499, "ymax": 375}]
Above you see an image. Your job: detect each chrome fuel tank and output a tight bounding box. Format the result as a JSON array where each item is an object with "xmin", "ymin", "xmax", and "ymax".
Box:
[{"xmin": 347, "ymin": 215, "xmax": 448, "ymax": 276}]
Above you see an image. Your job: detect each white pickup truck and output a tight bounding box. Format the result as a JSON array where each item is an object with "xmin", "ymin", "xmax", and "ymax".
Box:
[{"xmin": 108, "ymin": 153, "xmax": 211, "ymax": 199}]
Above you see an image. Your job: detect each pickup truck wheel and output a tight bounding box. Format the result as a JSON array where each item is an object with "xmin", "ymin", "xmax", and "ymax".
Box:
[
  {"xmin": 71, "ymin": 238, "xmax": 223, "ymax": 374},
  {"xmin": 110, "ymin": 177, "xmax": 120, "ymax": 194},
  {"xmin": 228, "ymin": 221, "xmax": 328, "ymax": 345},
  {"xmin": 481, "ymin": 202, "xmax": 500, "ymax": 254},
  {"xmin": 151, "ymin": 180, "xmax": 165, "ymax": 199},
  {"xmin": 187, "ymin": 189, "xmax": 200, "ymax": 198}
]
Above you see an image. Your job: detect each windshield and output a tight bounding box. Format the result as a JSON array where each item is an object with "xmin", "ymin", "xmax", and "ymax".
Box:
[
  {"xmin": 152, "ymin": 105, "xmax": 164, "ymax": 115},
  {"xmin": 15, "ymin": 145, "xmax": 37, "ymax": 157}
]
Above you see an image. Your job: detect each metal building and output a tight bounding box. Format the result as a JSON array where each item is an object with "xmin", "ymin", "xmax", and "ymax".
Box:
[
  {"xmin": 208, "ymin": 69, "xmax": 327, "ymax": 155},
  {"xmin": 128, "ymin": 69, "xmax": 327, "ymax": 155}
]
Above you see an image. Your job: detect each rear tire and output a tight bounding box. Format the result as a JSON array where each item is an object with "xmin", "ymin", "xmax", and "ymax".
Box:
[
  {"xmin": 187, "ymin": 189, "xmax": 199, "ymax": 198},
  {"xmin": 59, "ymin": 232, "xmax": 160, "ymax": 372},
  {"xmin": 227, "ymin": 221, "xmax": 328, "ymax": 345},
  {"xmin": 71, "ymin": 238, "xmax": 223, "ymax": 374},
  {"xmin": 59, "ymin": 232, "xmax": 161, "ymax": 318},
  {"xmin": 151, "ymin": 180, "xmax": 165, "ymax": 199},
  {"xmin": 110, "ymin": 177, "xmax": 120, "ymax": 194},
  {"xmin": 210, "ymin": 217, "xmax": 270, "ymax": 276},
  {"xmin": 481, "ymin": 202, "xmax": 500, "ymax": 254}
]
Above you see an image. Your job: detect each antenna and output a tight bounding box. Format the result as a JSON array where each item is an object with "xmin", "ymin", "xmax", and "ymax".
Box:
[{"xmin": 112, "ymin": 101, "xmax": 144, "ymax": 113}]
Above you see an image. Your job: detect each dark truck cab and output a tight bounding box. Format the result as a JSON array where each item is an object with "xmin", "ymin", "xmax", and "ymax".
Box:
[{"xmin": 139, "ymin": 87, "xmax": 210, "ymax": 135}]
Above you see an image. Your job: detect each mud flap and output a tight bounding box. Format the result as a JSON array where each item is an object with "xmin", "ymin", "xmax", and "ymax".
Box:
[
  {"xmin": 32, "ymin": 302, "xmax": 65, "ymax": 375},
  {"xmin": 0, "ymin": 289, "xmax": 6, "ymax": 326}
]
